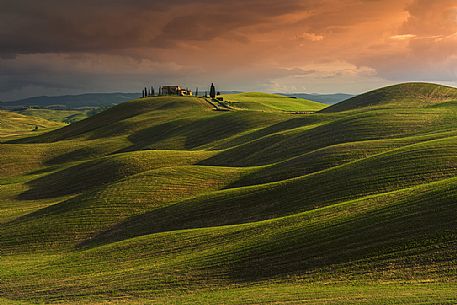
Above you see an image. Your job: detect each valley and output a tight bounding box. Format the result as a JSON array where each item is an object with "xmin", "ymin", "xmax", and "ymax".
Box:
[{"xmin": 1, "ymin": 83, "xmax": 457, "ymax": 304}]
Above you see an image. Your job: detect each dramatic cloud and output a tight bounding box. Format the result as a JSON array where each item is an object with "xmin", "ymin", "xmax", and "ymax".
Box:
[
  {"xmin": 354, "ymin": 0, "xmax": 457, "ymax": 82},
  {"xmin": 1, "ymin": 0, "xmax": 456, "ymax": 100},
  {"xmin": 0, "ymin": 0, "xmax": 306, "ymax": 55}
]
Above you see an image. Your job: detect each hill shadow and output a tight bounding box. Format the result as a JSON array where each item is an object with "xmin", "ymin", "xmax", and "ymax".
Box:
[
  {"xmin": 200, "ymin": 109, "xmax": 447, "ymax": 167},
  {"xmin": 17, "ymin": 159, "xmax": 123, "ymax": 200},
  {"xmin": 223, "ymin": 184, "xmax": 457, "ymax": 281},
  {"xmin": 121, "ymin": 112, "xmax": 302, "ymax": 152},
  {"xmin": 7, "ymin": 99, "xmax": 169, "ymax": 144}
]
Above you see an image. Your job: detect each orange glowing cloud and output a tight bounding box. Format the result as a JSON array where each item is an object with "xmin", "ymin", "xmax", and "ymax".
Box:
[{"xmin": 1, "ymin": 0, "xmax": 456, "ymax": 100}]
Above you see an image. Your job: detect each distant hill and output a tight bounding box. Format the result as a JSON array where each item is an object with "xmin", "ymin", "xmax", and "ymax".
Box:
[
  {"xmin": 323, "ymin": 82, "xmax": 457, "ymax": 112},
  {"xmin": 1, "ymin": 92, "xmax": 346, "ymax": 110},
  {"xmin": 279, "ymin": 93, "xmax": 354, "ymax": 105},
  {"xmin": 0, "ymin": 93, "xmax": 140, "ymax": 109},
  {"xmin": 15, "ymin": 108, "xmax": 96, "ymax": 124},
  {"xmin": 219, "ymin": 90, "xmax": 242, "ymax": 95},
  {"xmin": 221, "ymin": 92, "xmax": 327, "ymax": 112},
  {"xmin": 0, "ymin": 110, "xmax": 63, "ymax": 139}
]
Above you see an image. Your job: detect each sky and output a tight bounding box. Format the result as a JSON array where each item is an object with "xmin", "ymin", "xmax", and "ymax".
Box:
[{"xmin": 1, "ymin": 0, "xmax": 457, "ymax": 100}]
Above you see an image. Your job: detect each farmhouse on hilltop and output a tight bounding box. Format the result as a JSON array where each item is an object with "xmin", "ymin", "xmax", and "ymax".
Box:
[{"xmin": 161, "ymin": 86, "xmax": 193, "ymax": 96}]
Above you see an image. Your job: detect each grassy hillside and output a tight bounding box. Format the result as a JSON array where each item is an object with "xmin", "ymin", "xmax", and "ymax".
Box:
[
  {"xmin": 0, "ymin": 110, "xmax": 63, "ymax": 139},
  {"xmin": 2, "ymin": 86, "xmax": 457, "ymax": 304},
  {"xmin": 323, "ymin": 82, "xmax": 457, "ymax": 112},
  {"xmin": 280, "ymin": 92, "xmax": 354, "ymax": 104},
  {"xmin": 221, "ymin": 92, "xmax": 327, "ymax": 112},
  {"xmin": 16, "ymin": 108, "xmax": 92, "ymax": 123}
]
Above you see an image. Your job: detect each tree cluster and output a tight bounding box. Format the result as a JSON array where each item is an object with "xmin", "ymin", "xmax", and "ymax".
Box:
[
  {"xmin": 141, "ymin": 83, "xmax": 219, "ymax": 99},
  {"xmin": 142, "ymin": 86, "xmax": 156, "ymax": 98}
]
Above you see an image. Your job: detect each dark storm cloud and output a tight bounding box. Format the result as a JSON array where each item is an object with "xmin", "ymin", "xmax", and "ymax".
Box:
[
  {"xmin": 154, "ymin": 1, "xmax": 311, "ymax": 47},
  {"xmin": 1, "ymin": 0, "xmax": 456, "ymax": 100},
  {"xmin": 0, "ymin": 0, "xmax": 306, "ymax": 55}
]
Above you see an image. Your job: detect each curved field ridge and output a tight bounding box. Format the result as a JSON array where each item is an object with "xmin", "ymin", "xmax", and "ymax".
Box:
[
  {"xmin": 222, "ymin": 92, "xmax": 327, "ymax": 112},
  {"xmin": 323, "ymin": 82, "xmax": 457, "ymax": 112},
  {"xmin": 0, "ymin": 110, "xmax": 63, "ymax": 139},
  {"xmin": 1, "ymin": 85, "xmax": 457, "ymax": 304}
]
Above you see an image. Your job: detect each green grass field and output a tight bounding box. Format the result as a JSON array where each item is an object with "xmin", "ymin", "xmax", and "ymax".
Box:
[
  {"xmin": 16, "ymin": 108, "xmax": 92, "ymax": 124},
  {"xmin": 0, "ymin": 110, "xmax": 64, "ymax": 140},
  {"xmin": 221, "ymin": 92, "xmax": 327, "ymax": 112},
  {"xmin": 1, "ymin": 84, "xmax": 457, "ymax": 304}
]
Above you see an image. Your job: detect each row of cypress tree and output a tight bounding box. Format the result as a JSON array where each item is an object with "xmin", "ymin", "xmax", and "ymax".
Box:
[
  {"xmin": 142, "ymin": 86, "xmax": 155, "ymax": 98},
  {"xmin": 141, "ymin": 84, "xmax": 217, "ymax": 98}
]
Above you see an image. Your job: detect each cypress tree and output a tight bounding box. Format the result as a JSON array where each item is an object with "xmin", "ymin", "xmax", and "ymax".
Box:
[
  {"xmin": 151, "ymin": 86, "xmax": 155, "ymax": 96},
  {"xmin": 210, "ymin": 83, "xmax": 216, "ymax": 99}
]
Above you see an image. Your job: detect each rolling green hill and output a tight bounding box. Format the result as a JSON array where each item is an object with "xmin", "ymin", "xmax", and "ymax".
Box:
[
  {"xmin": 0, "ymin": 110, "xmax": 64, "ymax": 140},
  {"xmin": 15, "ymin": 108, "xmax": 92, "ymax": 124},
  {"xmin": 323, "ymin": 82, "xmax": 457, "ymax": 112},
  {"xmin": 221, "ymin": 92, "xmax": 327, "ymax": 112},
  {"xmin": 1, "ymin": 85, "xmax": 457, "ymax": 304},
  {"xmin": 280, "ymin": 92, "xmax": 355, "ymax": 104}
]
